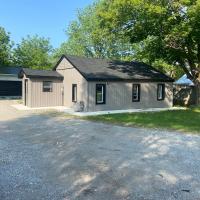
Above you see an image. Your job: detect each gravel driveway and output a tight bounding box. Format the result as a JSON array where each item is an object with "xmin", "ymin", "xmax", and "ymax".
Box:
[{"xmin": 0, "ymin": 100, "xmax": 200, "ymax": 200}]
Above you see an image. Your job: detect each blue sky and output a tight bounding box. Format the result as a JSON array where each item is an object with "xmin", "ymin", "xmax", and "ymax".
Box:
[{"xmin": 0, "ymin": 0, "xmax": 93, "ymax": 48}]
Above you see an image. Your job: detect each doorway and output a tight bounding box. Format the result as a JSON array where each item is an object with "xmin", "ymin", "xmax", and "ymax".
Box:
[{"xmin": 24, "ymin": 79, "xmax": 28, "ymax": 106}]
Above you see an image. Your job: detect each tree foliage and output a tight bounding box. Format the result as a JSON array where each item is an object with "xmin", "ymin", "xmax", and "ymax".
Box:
[
  {"xmin": 13, "ymin": 35, "xmax": 53, "ymax": 69},
  {"xmin": 0, "ymin": 27, "xmax": 13, "ymax": 66},
  {"xmin": 59, "ymin": 0, "xmax": 199, "ymax": 103},
  {"xmin": 53, "ymin": 2, "xmax": 133, "ymax": 61},
  {"xmin": 54, "ymin": 0, "xmax": 187, "ymax": 78},
  {"xmin": 98, "ymin": 1, "xmax": 200, "ymax": 81}
]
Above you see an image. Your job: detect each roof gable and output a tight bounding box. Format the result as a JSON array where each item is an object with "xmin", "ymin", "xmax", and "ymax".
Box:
[{"xmin": 54, "ymin": 55, "xmax": 174, "ymax": 82}]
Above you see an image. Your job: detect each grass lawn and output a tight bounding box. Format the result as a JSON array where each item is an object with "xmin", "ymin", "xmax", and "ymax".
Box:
[{"xmin": 85, "ymin": 107, "xmax": 200, "ymax": 133}]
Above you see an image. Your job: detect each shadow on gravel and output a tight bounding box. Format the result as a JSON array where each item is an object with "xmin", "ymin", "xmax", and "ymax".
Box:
[{"xmin": 0, "ymin": 113, "xmax": 200, "ymax": 200}]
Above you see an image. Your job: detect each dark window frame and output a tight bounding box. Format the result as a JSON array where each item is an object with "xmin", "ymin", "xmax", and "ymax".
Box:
[
  {"xmin": 72, "ymin": 84, "xmax": 77, "ymax": 102},
  {"xmin": 43, "ymin": 81, "xmax": 53, "ymax": 92},
  {"xmin": 157, "ymin": 84, "xmax": 165, "ymax": 101},
  {"xmin": 132, "ymin": 84, "xmax": 140, "ymax": 102},
  {"xmin": 96, "ymin": 84, "xmax": 106, "ymax": 105}
]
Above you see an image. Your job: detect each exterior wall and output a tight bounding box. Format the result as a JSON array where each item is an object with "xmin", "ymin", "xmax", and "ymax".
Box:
[
  {"xmin": 87, "ymin": 82, "xmax": 173, "ymax": 111},
  {"xmin": 22, "ymin": 75, "xmax": 63, "ymax": 108},
  {"xmin": 56, "ymin": 58, "xmax": 88, "ymax": 110},
  {"xmin": 22, "ymin": 57, "xmax": 173, "ymax": 110},
  {"xmin": 54, "ymin": 57, "xmax": 173, "ymax": 112}
]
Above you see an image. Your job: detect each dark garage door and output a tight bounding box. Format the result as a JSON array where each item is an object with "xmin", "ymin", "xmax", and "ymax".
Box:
[{"xmin": 0, "ymin": 81, "xmax": 22, "ymax": 96}]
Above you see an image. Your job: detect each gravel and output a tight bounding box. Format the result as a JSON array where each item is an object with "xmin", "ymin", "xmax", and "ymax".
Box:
[{"xmin": 0, "ymin": 100, "xmax": 200, "ymax": 200}]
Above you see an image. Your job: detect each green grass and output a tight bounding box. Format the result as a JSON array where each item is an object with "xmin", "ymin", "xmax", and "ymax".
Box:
[{"xmin": 85, "ymin": 107, "xmax": 200, "ymax": 133}]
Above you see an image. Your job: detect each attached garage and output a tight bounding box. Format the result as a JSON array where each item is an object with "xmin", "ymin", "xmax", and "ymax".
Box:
[
  {"xmin": 0, "ymin": 66, "xmax": 22, "ymax": 97},
  {"xmin": 19, "ymin": 68, "xmax": 64, "ymax": 107}
]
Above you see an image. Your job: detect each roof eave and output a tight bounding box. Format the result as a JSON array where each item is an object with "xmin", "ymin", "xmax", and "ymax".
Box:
[
  {"xmin": 26, "ymin": 75, "xmax": 64, "ymax": 80},
  {"xmin": 87, "ymin": 78, "xmax": 174, "ymax": 82}
]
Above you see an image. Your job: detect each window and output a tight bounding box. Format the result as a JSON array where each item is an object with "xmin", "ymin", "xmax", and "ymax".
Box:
[
  {"xmin": 132, "ymin": 84, "xmax": 140, "ymax": 102},
  {"xmin": 157, "ymin": 84, "xmax": 165, "ymax": 100},
  {"xmin": 72, "ymin": 84, "xmax": 77, "ymax": 102},
  {"xmin": 96, "ymin": 84, "xmax": 106, "ymax": 104},
  {"xmin": 43, "ymin": 81, "xmax": 53, "ymax": 92}
]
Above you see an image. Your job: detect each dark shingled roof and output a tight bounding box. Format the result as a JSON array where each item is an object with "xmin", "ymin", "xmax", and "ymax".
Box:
[
  {"xmin": 19, "ymin": 68, "xmax": 63, "ymax": 79},
  {"xmin": 0, "ymin": 66, "xmax": 22, "ymax": 75},
  {"xmin": 54, "ymin": 55, "xmax": 174, "ymax": 82}
]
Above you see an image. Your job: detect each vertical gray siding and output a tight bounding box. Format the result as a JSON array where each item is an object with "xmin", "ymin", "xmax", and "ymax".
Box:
[
  {"xmin": 30, "ymin": 78, "xmax": 63, "ymax": 107},
  {"xmin": 55, "ymin": 58, "xmax": 173, "ymax": 112},
  {"xmin": 56, "ymin": 58, "xmax": 88, "ymax": 110},
  {"xmin": 23, "ymin": 57, "xmax": 173, "ymax": 111},
  {"xmin": 88, "ymin": 82, "xmax": 173, "ymax": 111},
  {"xmin": 22, "ymin": 75, "xmax": 63, "ymax": 108}
]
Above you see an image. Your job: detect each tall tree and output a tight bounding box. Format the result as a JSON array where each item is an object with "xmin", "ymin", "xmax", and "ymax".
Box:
[
  {"xmin": 13, "ymin": 35, "xmax": 53, "ymax": 69},
  {"xmin": 53, "ymin": 2, "xmax": 133, "ymax": 61},
  {"xmin": 0, "ymin": 26, "xmax": 13, "ymax": 66},
  {"xmin": 97, "ymin": 0, "xmax": 200, "ymax": 104},
  {"xmin": 54, "ymin": 1, "xmax": 183, "ymax": 79}
]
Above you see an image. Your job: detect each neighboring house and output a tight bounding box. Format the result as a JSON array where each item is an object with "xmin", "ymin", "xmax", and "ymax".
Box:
[
  {"xmin": 175, "ymin": 74, "xmax": 194, "ymax": 86},
  {"xmin": 174, "ymin": 74, "xmax": 196, "ymax": 105},
  {"xmin": 19, "ymin": 55, "xmax": 174, "ymax": 111},
  {"xmin": 0, "ymin": 66, "xmax": 22, "ymax": 97}
]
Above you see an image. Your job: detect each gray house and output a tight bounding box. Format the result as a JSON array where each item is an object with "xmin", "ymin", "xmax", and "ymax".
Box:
[{"xmin": 19, "ymin": 55, "xmax": 174, "ymax": 112}]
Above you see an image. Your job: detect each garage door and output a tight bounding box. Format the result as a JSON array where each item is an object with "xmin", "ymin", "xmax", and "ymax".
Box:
[{"xmin": 0, "ymin": 81, "xmax": 22, "ymax": 96}]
